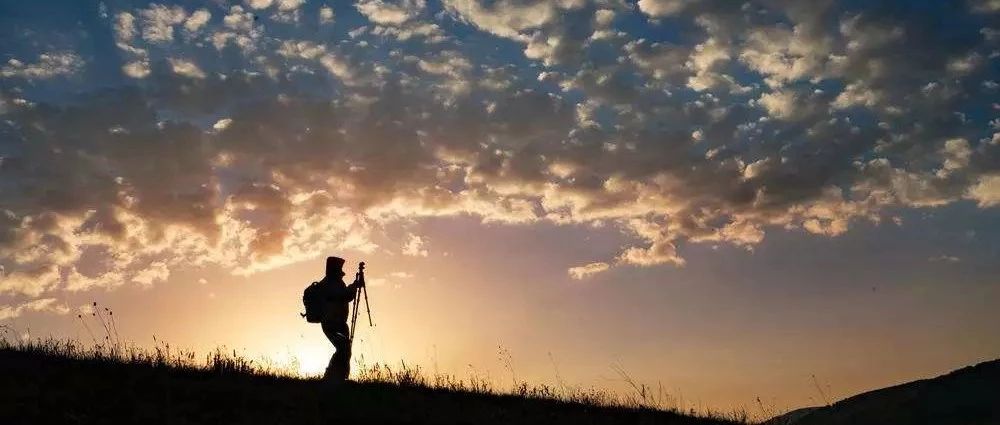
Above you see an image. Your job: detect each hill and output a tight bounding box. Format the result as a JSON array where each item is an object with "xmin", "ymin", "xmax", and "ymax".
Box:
[
  {"xmin": 0, "ymin": 340, "xmax": 742, "ymax": 425},
  {"xmin": 769, "ymin": 359, "xmax": 1000, "ymax": 425}
]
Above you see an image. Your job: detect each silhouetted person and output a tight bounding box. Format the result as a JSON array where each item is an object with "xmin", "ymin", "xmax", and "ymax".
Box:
[{"xmin": 316, "ymin": 256, "xmax": 362, "ymax": 382}]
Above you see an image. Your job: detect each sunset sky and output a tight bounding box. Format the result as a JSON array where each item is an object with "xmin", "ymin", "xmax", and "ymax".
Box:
[{"xmin": 2, "ymin": 0, "xmax": 1000, "ymax": 413}]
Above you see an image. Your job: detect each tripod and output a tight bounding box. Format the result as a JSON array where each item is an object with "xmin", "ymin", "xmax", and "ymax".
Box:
[{"xmin": 349, "ymin": 261, "xmax": 373, "ymax": 347}]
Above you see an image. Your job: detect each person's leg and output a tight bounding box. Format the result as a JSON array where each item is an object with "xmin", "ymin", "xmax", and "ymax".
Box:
[
  {"xmin": 321, "ymin": 322, "xmax": 351, "ymax": 381},
  {"xmin": 320, "ymin": 322, "xmax": 341, "ymax": 381},
  {"xmin": 331, "ymin": 332, "xmax": 352, "ymax": 381}
]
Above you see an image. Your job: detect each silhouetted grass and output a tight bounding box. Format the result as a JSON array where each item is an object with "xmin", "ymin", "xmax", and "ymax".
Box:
[{"xmin": 0, "ymin": 333, "xmax": 749, "ymax": 425}]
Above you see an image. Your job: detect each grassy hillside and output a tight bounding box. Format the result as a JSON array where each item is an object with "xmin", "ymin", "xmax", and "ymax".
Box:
[
  {"xmin": 785, "ymin": 358, "xmax": 1000, "ymax": 425},
  {"xmin": 0, "ymin": 338, "xmax": 745, "ymax": 425}
]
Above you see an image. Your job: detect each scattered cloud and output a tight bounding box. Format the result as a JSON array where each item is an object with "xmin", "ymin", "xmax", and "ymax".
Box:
[
  {"xmin": 246, "ymin": 0, "xmax": 274, "ymax": 10},
  {"xmin": 213, "ymin": 118, "xmax": 234, "ymax": 131},
  {"xmin": 568, "ymin": 262, "xmax": 610, "ymax": 280},
  {"xmin": 140, "ymin": 4, "xmax": 187, "ymax": 44},
  {"xmin": 277, "ymin": 0, "xmax": 306, "ymax": 12},
  {"xmin": 637, "ymin": 0, "xmax": 698, "ymax": 18},
  {"xmin": 403, "ymin": 234, "xmax": 429, "ymax": 257},
  {"xmin": 114, "ymin": 12, "xmax": 137, "ymax": 44},
  {"xmin": 0, "ymin": 265, "xmax": 61, "ymax": 297},
  {"xmin": 133, "ymin": 261, "xmax": 170, "ymax": 286},
  {"xmin": 168, "ymin": 58, "xmax": 206, "ymax": 79},
  {"xmin": 0, "ymin": 298, "xmax": 70, "ymax": 320},
  {"xmin": 358, "ymin": 0, "xmax": 446, "ymax": 42},
  {"xmin": 1, "ymin": 52, "xmax": 83, "ymax": 80},
  {"xmin": 357, "ymin": 0, "xmax": 423, "ymax": 25},
  {"xmin": 184, "ymin": 9, "xmax": 211, "ymax": 34},
  {"xmin": 319, "ymin": 6, "xmax": 335, "ymax": 25},
  {"xmin": 929, "ymin": 255, "xmax": 961, "ymax": 263},
  {"xmin": 970, "ymin": 0, "xmax": 1000, "ymax": 13},
  {"xmin": 122, "ymin": 60, "xmax": 150, "ymax": 78},
  {"xmin": 0, "ymin": 0, "xmax": 998, "ymax": 301},
  {"xmin": 967, "ymin": 175, "xmax": 1000, "ymax": 207}
]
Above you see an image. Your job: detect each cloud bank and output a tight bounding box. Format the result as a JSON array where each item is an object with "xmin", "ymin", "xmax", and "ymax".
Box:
[{"xmin": 0, "ymin": 0, "xmax": 998, "ymax": 306}]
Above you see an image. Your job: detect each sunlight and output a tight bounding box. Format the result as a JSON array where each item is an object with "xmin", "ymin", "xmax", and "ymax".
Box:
[{"xmin": 295, "ymin": 344, "xmax": 331, "ymax": 378}]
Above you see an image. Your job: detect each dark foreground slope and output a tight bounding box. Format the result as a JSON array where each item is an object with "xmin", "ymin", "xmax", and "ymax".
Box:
[
  {"xmin": 771, "ymin": 359, "xmax": 1000, "ymax": 425},
  {"xmin": 0, "ymin": 348, "xmax": 739, "ymax": 425}
]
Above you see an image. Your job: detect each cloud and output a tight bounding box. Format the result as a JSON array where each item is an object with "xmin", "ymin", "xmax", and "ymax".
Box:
[
  {"xmin": 133, "ymin": 261, "xmax": 170, "ymax": 286},
  {"xmin": 213, "ymin": 118, "xmax": 233, "ymax": 131},
  {"xmin": 967, "ymin": 175, "xmax": 1000, "ymax": 207},
  {"xmin": 442, "ymin": 0, "xmax": 605, "ymax": 65},
  {"xmin": 1, "ymin": 265, "xmax": 61, "ymax": 297},
  {"xmin": 357, "ymin": 0, "xmax": 424, "ymax": 25},
  {"xmin": 184, "ymin": 9, "xmax": 211, "ymax": 34},
  {"xmin": 637, "ymin": 0, "xmax": 699, "ymax": 18},
  {"xmin": 277, "ymin": 0, "xmax": 306, "ymax": 11},
  {"xmin": 0, "ymin": 298, "xmax": 70, "ymax": 320},
  {"xmin": 357, "ymin": 0, "xmax": 446, "ymax": 42},
  {"xmin": 442, "ymin": 0, "xmax": 556, "ymax": 39},
  {"xmin": 168, "ymin": 58, "xmax": 207, "ymax": 79},
  {"xmin": 969, "ymin": 0, "xmax": 1000, "ymax": 13},
  {"xmin": 619, "ymin": 241, "xmax": 686, "ymax": 267},
  {"xmin": 686, "ymin": 36, "xmax": 736, "ymax": 92},
  {"xmin": 246, "ymin": 0, "xmax": 273, "ymax": 10},
  {"xmin": 114, "ymin": 12, "xmax": 137, "ymax": 44},
  {"xmin": 1, "ymin": 53, "xmax": 84, "ymax": 80},
  {"xmin": 402, "ymin": 234, "xmax": 429, "ymax": 257},
  {"xmin": 568, "ymin": 262, "xmax": 610, "ymax": 279},
  {"xmin": 140, "ymin": 4, "xmax": 187, "ymax": 44},
  {"xmin": 122, "ymin": 60, "xmax": 150, "ymax": 78},
  {"xmin": 757, "ymin": 91, "xmax": 801, "ymax": 120},
  {"xmin": 319, "ymin": 6, "xmax": 335, "ymax": 24},
  {"xmin": 212, "ymin": 5, "xmax": 260, "ymax": 52},
  {"xmin": 928, "ymin": 255, "xmax": 961, "ymax": 263},
  {"xmin": 738, "ymin": 24, "xmax": 833, "ymax": 88},
  {"xmin": 626, "ymin": 39, "xmax": 690, "ymax": 83},
  {"xmin": 0, "ymin": 0, "xmax": 998, "ymax": 301}
]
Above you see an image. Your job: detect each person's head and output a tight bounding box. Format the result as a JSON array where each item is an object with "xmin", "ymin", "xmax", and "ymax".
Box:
[{"xmin": 326, "ymin": 256, "xmax": 346, "ymax": 278}]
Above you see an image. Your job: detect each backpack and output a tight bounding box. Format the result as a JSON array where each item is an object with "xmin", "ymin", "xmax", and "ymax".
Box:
[{"xmin": 302, "ymin": 282, "xmax": 325, "ymax": 323}]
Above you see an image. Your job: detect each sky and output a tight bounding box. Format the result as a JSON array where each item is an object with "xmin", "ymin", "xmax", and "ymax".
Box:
[{"xmin": 1, "ymin": 0, "xmax": 1000, "ymax": 413}]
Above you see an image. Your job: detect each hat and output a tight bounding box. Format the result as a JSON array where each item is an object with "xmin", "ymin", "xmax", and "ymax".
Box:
[{"xmin": 326, "ymin": 256, "xmax": 346, "ymax": 276}]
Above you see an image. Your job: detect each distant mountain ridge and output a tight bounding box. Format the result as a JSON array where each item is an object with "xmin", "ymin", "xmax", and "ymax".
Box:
[{"xmin": 769, "ymin": 359, "xmax": 1000, "ymax": 425}]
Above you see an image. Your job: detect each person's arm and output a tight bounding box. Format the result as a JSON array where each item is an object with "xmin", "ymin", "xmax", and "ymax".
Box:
[
  {"xmin": 347, "ymin": 274, "xmax": 364, "ymax": 291},
  {"xmin": 338, "ymin": 281, "xmax": 360, "ymax": 302},
  {"xmin": 346, "ymin": 282, "xmax": 357, "ymax": 291}
]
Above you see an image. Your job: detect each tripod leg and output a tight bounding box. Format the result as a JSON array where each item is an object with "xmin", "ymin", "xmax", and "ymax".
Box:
[
  {"xmin": 363, "ymin": 286, "xmax": 374, "ymax": 326},
  {"xmin": 349, "ymin": 287, "xmax": 360, "ymax": 345}
]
